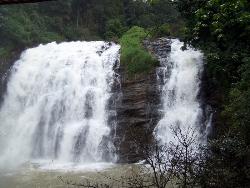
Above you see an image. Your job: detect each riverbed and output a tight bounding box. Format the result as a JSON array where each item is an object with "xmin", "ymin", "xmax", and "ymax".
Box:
[{"xmin": 0, "ymin": 162, "xmax": 144, "ymax": 188}]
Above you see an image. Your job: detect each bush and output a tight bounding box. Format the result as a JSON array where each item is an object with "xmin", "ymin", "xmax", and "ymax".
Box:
[
  {"xmin": 120, "ymin": 26, "xmax": 158, "ymax": 74},
  {"xmin": 104, "ymin": 18, "xmax": 127, "ymax": 41},
  {"xmin": 0, "ymin": 48, "xmax": 11, "ymax": 59},
  {"xmin": 150, "ymin": 24, "xmax": 171, "ymax": 38}
]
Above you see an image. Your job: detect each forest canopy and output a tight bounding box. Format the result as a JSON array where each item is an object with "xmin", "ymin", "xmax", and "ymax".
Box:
[{"xmin": 0, "ymin": 0, "xmax": 181, "ymax": 59}]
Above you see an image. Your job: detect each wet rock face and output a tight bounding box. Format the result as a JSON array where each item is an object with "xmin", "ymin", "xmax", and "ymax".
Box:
[
  {"xmin": 114, "ymin": 68, "xmax": 161, "ymax": 163},
  {"xmin": 0, "ymin": 50, "xmax": 22, "ymax": 104},
  {"xmin": 115, "ymin": 38, "xmax": 171, "ymax": 163},
  {"xmin": 144, "ymin": 38, "xmax": 171, "ymax": 59}
]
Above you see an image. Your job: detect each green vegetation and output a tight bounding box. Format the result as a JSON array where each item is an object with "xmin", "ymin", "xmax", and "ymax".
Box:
[
  {"xmin": 177, "ymin": 0, "xmax": 250, "ymax": 187},
  {"xmin": 178, "ymin": 0, "xmax": 250, "ymax": 138},
  {"xmin": 120, "ymin": 26, "xmax": 158, "ymax": 74},
  {"xmin": 0, "ymin": 0, "xmax": 181, "ymax": 74},
  {"xmin": 104, "ymin": 19, "xmax": 127, "ymax": 41},
  {"xmin": 1, "ymin": 3, "xmax": 59, "ymax": 55}
]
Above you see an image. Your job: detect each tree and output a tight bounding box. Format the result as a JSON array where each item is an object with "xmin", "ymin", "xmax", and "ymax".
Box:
[
  {"xmin": 197, "ymin": 135, "xmax": 250, "ymax": 188},
  {"xmin": 175, "ymin": 2, "xmax": 250, "ymax": 186},
  {"xmin": 58, "ymin": 125, "xmax": 205, "ymax": 188},
  {"xmin": 126, "ymin": 124, "xmax": 204, "ymax": 188}
]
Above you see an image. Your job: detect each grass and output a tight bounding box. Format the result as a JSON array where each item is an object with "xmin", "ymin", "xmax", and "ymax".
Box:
[{"xmin": 119, "ymin": 26, "xmax": 159, "ymax": 74}]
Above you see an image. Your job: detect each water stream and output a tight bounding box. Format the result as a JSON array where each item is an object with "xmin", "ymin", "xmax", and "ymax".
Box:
[
  {"xmin": 156, "ymin": 39, "xmax": 205, "ymax": 144},
  {"xmin": 0, "ymin": 41, "xmax": 120, "ymax": 169},
  {"xmin": 0, "ymin": 39, "xmax": 208, "ymax": 187}
]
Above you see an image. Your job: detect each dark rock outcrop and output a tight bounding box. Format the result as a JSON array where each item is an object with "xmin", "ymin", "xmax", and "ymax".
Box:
[
  {"xmin": 114, "ymin": 68, "xmax": 160, "ymax": 163},
  {"xmin": 143, "ymin": 38, "xmax": 171, "ymax": 59},
  {"xmin": 114, "ymin": 38, "xmax": 171, "ymax": 163},
  {"xmin": 0, "ymin": 50, "xmax": 23, "ymax": 104},
  {"xmin": 199, "ymin": 63, "xmax": 222, "ymax": 138}
]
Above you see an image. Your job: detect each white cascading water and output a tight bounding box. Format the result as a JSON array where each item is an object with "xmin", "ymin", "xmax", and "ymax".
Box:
[
  {"xmin": 0, "ymin": 41, "xmax": 120, "ymax": 169},
  {"xmin": 156, "ymin": 39, "xmax": 204, "ymax": 144}
]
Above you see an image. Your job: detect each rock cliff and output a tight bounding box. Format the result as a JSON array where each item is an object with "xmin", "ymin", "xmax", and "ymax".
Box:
[{"xmin": 114, "ymin": 38, "xmax": 172, "ymax": 163}]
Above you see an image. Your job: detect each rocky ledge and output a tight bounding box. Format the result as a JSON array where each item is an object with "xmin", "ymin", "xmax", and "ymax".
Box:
[{"xmin": 114, "ymin": 38, "xmax": 171, "ymax": 163}]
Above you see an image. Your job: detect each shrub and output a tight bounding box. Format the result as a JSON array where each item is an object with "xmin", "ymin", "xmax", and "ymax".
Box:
[
  {"xmin": 120, "ymin": 26, "xmax": 158, "ymax": 74},
  {"xmin": 104, "ymin": 18, "xmax": 127, "ymax": 41},
  {"xmin": 150, "ymin": 24, "xmax": 171, "ymax": 38}
]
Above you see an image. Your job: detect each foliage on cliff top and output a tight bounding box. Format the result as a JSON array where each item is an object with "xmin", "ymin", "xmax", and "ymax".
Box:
[
  {"xmin": 177, "ymin": 0, "xmax": 250, "ymax": 187},
  {"xmin": 178, "ymin": 0, "xmax": 250, "ymax": 138},
  {"xmin": 0, "ymin": 0, "xmax": 180, "ymax": 56},
  {"xmin": 120, "ymin": 26, "xmax": 158, "ymax": 74}
]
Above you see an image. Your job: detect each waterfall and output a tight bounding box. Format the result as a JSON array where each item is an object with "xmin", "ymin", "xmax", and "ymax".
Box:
[
  {"xmin": 0, "ymin": 41, "xmax": 120, "ymax": 169},
  {"xmin": 156, "ymin": 39, "xmax": 204, "ymax": 144}
]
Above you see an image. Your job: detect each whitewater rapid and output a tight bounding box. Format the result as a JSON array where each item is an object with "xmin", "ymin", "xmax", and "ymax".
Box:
[{"xmin": 0, "ymin": 41, "xmax": 120, "ymax": 169}]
